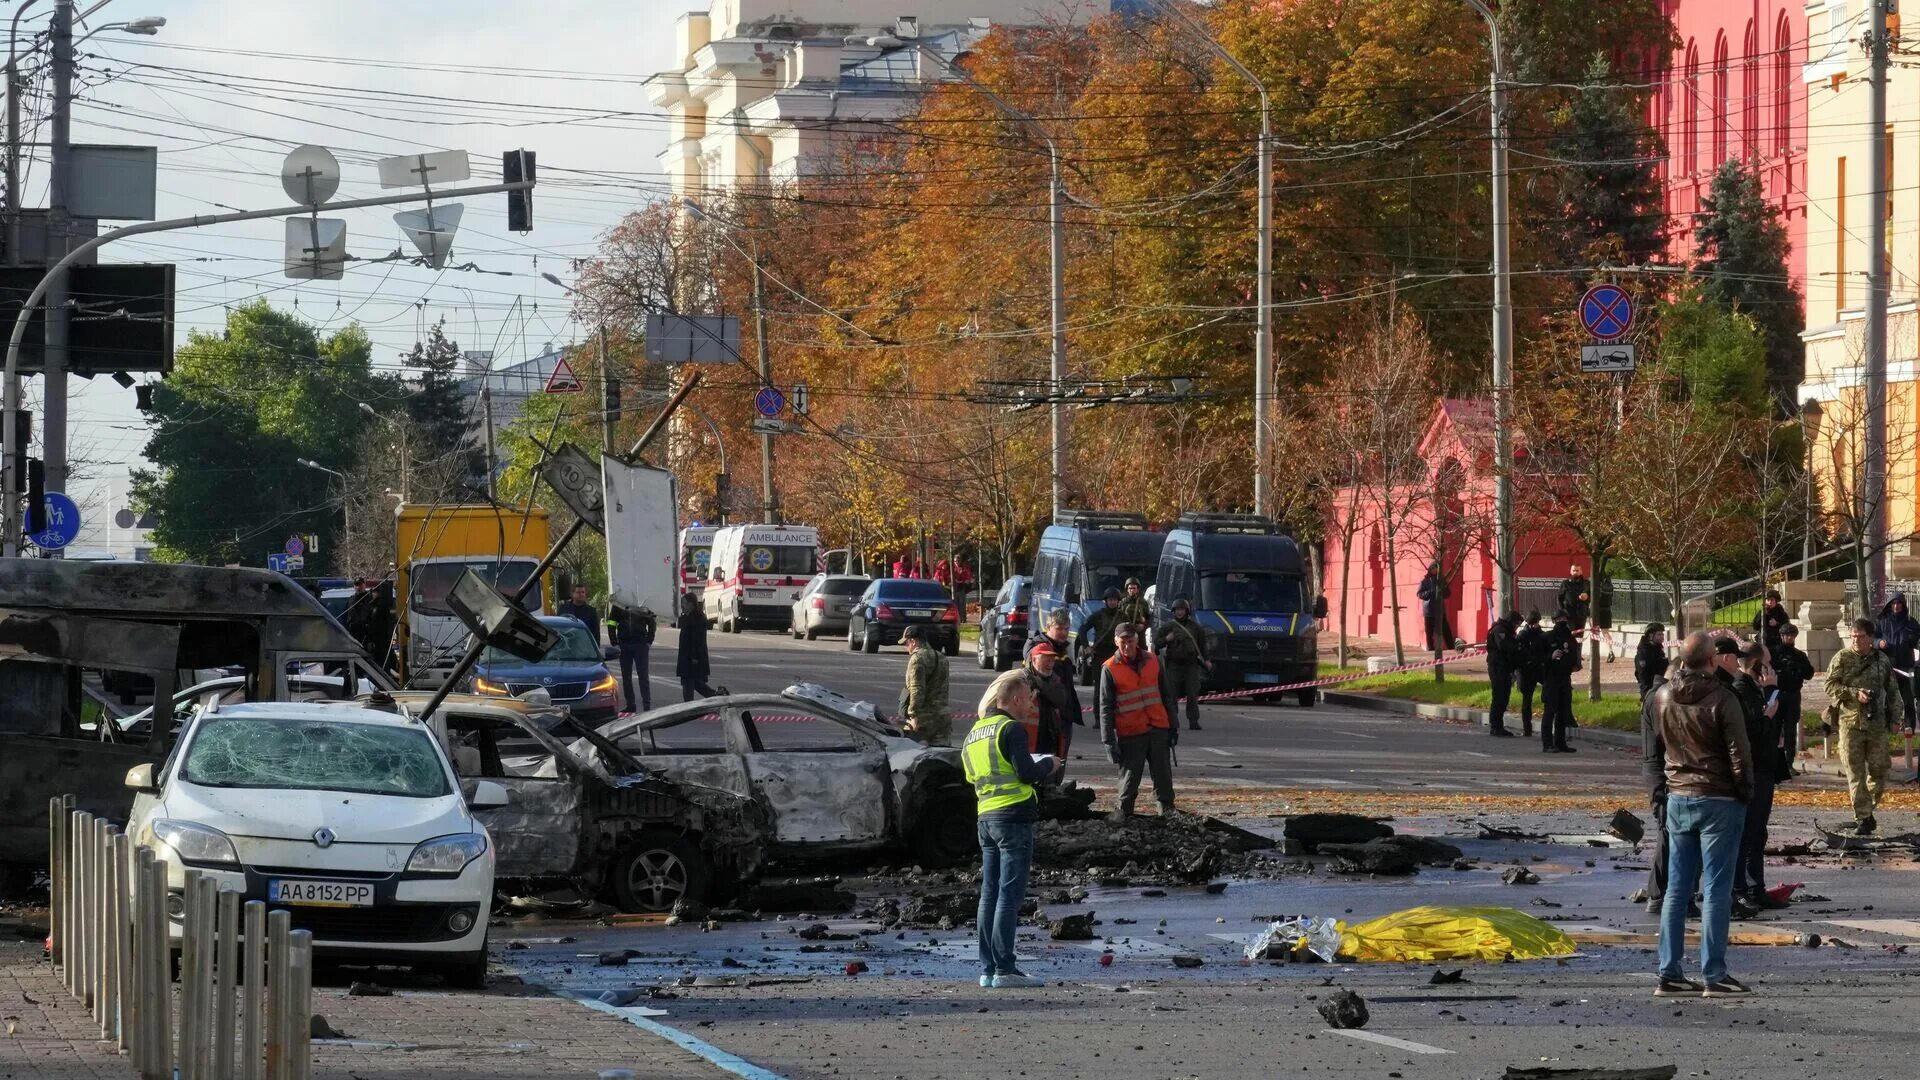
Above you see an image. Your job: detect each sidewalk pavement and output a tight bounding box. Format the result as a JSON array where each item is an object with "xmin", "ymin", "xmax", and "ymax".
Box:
[{"xmin": 0, "ymin": 933, "xmax": 733, "ymax": 1080}]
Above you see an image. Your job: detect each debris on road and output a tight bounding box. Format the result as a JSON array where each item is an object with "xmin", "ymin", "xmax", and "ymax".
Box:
[
  {"xmin": 1316, "ymin": 989, "xmax": 1370, "ymax": 1029},
  {"xmin": 309, "ymin": 1014, "xmax": 349, "ymax": 1041},
  {"xmin": 596, "ymin": 950, "xmax": 636, "ymax": 966},
  {"xmin": 1324, "ymin": 840, "xmax": 1419, "ymax": 876},
  {"xmin": 1170, "ymin": 954, "xmax": 1203, "ymax": 968},
  {"xmin": 1048, "ymin": 913, "xmax": 1096, "ymax": 941},
  {"xmin": 1032, "ymin": 814, "xmax": 1275, "ymax": 883},
  {"xmin": 1500, "ymin": 1067, "xmax": 1677, "ymax": 1080},
  {"xmin": 738, "ymin": 877, "xmax": 856, "ymax": 913},
  {"xmin": 1501, "ymin": 867, "xmax": 1540, "ymax": 885},
  {"xmin": 346, "ymin": 981, "xmax": 392, "ymax": 997},
  {"xmin": 1605, "ymin": 809, "xmax": 1645, "ymax": 845},
  {"xmin": 1479, "ymin": 823, "xmax": 1548, "ymax": 841},
  {"xmin": 1245, "ymin": 917, "xmax": 1342, "ymax": 963},
  {"xmin": 1427, "ymin": 969, "xmax": 1466, "ymax": 985},
  {"xmin": 1283, "ymin": 813, "xmax": 1393, "ymax": 854}
]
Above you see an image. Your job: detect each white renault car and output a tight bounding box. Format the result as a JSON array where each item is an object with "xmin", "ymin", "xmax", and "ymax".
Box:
[{"xmin": 125, "ymin": 699, "xmax": 507, "ymax": 988}]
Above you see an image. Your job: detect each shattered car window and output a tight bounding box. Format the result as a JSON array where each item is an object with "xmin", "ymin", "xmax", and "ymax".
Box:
[
  {"xmin": 182, "ymin": 717, "xmax": 451, "ymax": 798},
  {"xmin": 620, "ymin": 712, "xmax": 728, "ymax": 754},
  {"xmin": 744, "ymin": 710, "xmax": 866, "ymax": 753}
]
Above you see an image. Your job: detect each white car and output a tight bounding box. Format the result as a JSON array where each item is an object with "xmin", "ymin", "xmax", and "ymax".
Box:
[{"xmin": 125, "ymin": 699, "xmax": 508, "ymax": 988}]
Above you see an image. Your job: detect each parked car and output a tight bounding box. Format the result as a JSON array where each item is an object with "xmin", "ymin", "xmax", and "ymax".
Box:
[
  {"xmin": 467, "ymin": 615, "xmax": 620, "ymax": 725},
  {"xmin": 125, "ymin": 700, "xmax": 505, "ymax": 988},
  {"xmin": 410, "ymin": 692, "xmax": 770, "ymax": 915},
  {"xmin": 789, "ymin": 574, "xmax": 870, "ymax": 640},
  {"xmin": 975, "ymin": 575, "xmax": 1033, "ymax": 671},
  {"xmin": 847, "ymin": 579, "xmax": 961, "ymax": 655},
  {"xmin": 113, "ymin": 673, "xmax": 351, "ymax": 741},
  {"xmin": 576, "ymin": 683, "xmax": 976, "ymax": 875}
]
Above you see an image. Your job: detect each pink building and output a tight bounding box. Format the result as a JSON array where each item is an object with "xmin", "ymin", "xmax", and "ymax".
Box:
[
  {"xmin": 1650, "ymin": 0, "xmax": 1807, "ymax": 280},
  {"xmin": 1322, "ymin": 401, "xmax": 1584, "ymax": 651}
]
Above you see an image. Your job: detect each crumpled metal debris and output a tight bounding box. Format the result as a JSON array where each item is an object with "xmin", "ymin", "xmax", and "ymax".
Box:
[{"xmin": 1246, "ymin": 916, "xmax": 1342, "ymax": 962}]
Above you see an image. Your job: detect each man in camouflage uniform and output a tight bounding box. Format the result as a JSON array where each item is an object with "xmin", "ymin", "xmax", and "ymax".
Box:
[
  {"xmin": 1153, "ymin": 597, "xmax": 1213, "ymax": 731},
  {"xmin": 1826, "ymin": 617, "xmax": 1902, "ymax": 834},
  {"xmin": 1116, "ymin": 577, "xmax": 1154, "ymax": 633},
  {"xmin": 899, "ymin": 624, "xmax": 952, "ymax": 745},
  {"xmin": 1077, "ymin": 588, "xmax": 1127, "ymax": 674}
]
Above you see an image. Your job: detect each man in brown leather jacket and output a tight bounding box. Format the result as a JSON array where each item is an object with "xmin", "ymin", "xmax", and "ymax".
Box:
[{"xmin": 1649, "ymin": 631, "xmax": 1754, "ymax": 999}]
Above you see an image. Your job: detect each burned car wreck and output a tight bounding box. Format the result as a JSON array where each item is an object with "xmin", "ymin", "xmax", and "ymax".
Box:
[
  {"xmin": 403, "ymin": 692, "xmax": 771, "ymax": 913},
  {"xmin": 575, "ymin": 684, "xmax": 978, "ymax": 885}
]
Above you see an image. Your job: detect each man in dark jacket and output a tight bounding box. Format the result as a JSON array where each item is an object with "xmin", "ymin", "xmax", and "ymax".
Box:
[
  {"xmin": 1024, "ymin": 639, "xmax": 1073, "ymax": 760},
  {"xmin": 608, "ymin": 603, "xmax": 658, "ymax": 714},
  {"xmin": 1515, "ymin": 611, "xmax": 1548, "ymax": 738},
  {"xmin": 1558, "ymin": 566, "xmax": 1591, "ymax": 633},
  {"xmin": 1651, "ymin": 631, "xmax": 1755, "ymax": 998},
  {"xmin": 1751, "ymin": 589, "xmax": 1790, "ymax": 652},
  {"xmin": 1485, "ymin": 611, "xmax": 1522, "ymax": 738},
  {"xmin": 1875, "ymin": 592, "xmax": 1920, "ymax": 731},
  {"xmin": 1638, "ymin": 654, "xmax": 1684, "ymax": 915},
  {"xmin": 1635, "ymin": 623, "xmax": 1668, "ymax": 697},
  {"xmin": 1153, "ymin": 598, "xmax": 1212, "ymax": 731},
  {"xmin": 1771, "ymin": 624, "xmax": 1815, "ymax": 779},
  {"xmin": 1540, "ymin": 611, "xmax": 1582, "ymax": 753},
  {"xmin": 558, "ymin": 585, "xmax": 601, "ymax": 645},
  {"xmin": 1722, "ymin": 639, "xmax": 1776, "ymax": 917},
  {"xmin": 1416, "ymin": 565, "xmax": 1453, "ymax": 652},
  {"xmin": 675, "ymin": 593, "xmax": 721, "ymax": 700}
]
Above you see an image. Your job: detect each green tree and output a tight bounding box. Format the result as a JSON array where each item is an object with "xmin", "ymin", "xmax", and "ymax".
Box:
[
  {"xmin": 1694, "ymin": 159, "xmax": 1805, "ymax": 404},
  {"xmin": 1653, "ymin": 283, "xmax": 1772, "ymax": 417},
  {"xmin": 132, "ymin": 302, "xmax": 396, "ymax": 566},
  {"xmin": 402, "ymin": 318, "xmax": 472, "ymax": 466},
  {"xmin": 1550, "ymin": 54, "xmax": 1667, "ymax": 267}
]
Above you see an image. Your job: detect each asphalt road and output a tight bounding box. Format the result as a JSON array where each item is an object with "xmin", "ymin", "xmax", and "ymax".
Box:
[{"xmin": 641, "ymin": 624, "xmax": 1648, "ymax": 795}]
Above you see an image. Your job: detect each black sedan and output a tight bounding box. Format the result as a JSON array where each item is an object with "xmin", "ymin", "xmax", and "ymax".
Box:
[
  {"xmin": 975, "ymin": 575, "xmax": 1032, "ymax": 671},
  {"xmin": 848, "ymin": 578, "xmax": 961, "ymax": 655}
]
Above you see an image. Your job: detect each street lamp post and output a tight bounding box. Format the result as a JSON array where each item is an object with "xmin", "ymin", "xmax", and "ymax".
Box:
[
  {"xmin": 1461, "ymin": 0, "xmax": 1516, "ymax": 618},
  {"xmin": 297, "ymin": 458, "xmax": 349, "ymax": 573}
]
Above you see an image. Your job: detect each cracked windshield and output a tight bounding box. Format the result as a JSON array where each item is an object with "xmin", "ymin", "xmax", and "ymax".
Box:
[{"xmin": 182, "ymin": 717, "xmax": 450, "ymax": 798}]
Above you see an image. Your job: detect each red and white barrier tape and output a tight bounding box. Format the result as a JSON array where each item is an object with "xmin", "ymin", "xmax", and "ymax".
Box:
[{"xmin": 1193, "ymin": 647, "xmax": 1489, "ymax": 702}]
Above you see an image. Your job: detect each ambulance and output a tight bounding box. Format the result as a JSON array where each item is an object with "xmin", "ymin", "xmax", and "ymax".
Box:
[{"xmin": 701, "ymin": 523, "xmax": 821, "ymax": 632}]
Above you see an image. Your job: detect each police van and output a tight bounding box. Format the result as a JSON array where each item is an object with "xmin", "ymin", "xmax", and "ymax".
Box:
[
  {"xmin": 703, "ymin": 523, "xmax": 821, "ymax": 632},
  {"xmin": 1153, "ymin": 512, "xmax": 1317, "ymax": 705},
  {"xmin": 1029, "ymin": 511, "xmax": 1166, "ymax": 684}
]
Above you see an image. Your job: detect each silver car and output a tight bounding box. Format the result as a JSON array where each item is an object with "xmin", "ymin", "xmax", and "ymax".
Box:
[{"xmin": 789, "ymin": 573, "xmax": 870, "ymax": 640}]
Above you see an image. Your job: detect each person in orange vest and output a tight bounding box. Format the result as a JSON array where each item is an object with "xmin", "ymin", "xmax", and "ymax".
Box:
[{"xmin": 1096, "ymin": 623, "xmax": 1178, "ymax": 821}]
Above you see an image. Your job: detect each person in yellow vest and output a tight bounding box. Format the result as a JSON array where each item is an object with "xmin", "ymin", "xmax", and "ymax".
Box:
[
  {"xmin": 1097, "ymin": 623, "xmax": 1178, "ymax": 821},
  {"xmin": 962, "ymin": 669, "xmax": 1064, "ymax": 989}
]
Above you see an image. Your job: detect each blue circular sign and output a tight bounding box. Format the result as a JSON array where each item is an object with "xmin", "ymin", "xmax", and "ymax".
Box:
[
  {"xmin": 285, "ymin": 535, "xmax": 305, "ymax": 557},
  {"xmin": 28, "ymin": 491, "xmax": 81, "ymax": 550},
  {"xmin": 1579, "ymin": 284, "xmax": 1634, "ymax": 340},
  {"xmin": 754, "ymin": 386, "xmax": 786, "ymax": 419}
]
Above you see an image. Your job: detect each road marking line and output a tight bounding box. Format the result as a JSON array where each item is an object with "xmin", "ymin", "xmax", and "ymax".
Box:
[
  {"xmin": 1456, "ymin": 751, "xmax": 1491, "ymax": 758},
  {"xmin": 1201, "ymin": 747, "xmax": 1235, "ymax": 756},
  {"xmin": 1329, "ymin": 730, "xmax": 1379, "ymax": 740},
  {"xmin": 1826, "ymin": 919, "xmax": 1920, "ymax": 940},
  {"xmin": 1324, "ymin": 1029, "xmax": 1454, "ymax": 1055},
  {"xmin": 569, "ymin": 994, "xmax": 789, "ymax": 1080}
]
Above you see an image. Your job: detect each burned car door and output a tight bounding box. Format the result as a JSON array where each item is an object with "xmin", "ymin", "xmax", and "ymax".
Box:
[
  {"xmin": 736, "ymin": 705, "xmax": 890, "ymax": 846},
  {"xmin": 445, "ymin": 709, "xmax": 582, "ymax": 878},
  {"xmin": 607, "ymin": 707, "xmax": 755, "ymax": 799}
]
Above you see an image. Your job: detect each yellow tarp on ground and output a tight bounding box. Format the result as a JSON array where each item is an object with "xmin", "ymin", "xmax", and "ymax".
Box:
[{"xmin": 1337, "ymin": 905, "xmax": 1577, "ymax": 963}]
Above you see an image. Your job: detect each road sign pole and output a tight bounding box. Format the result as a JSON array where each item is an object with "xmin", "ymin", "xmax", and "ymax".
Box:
[{"xmin": 751, "ymin": 247, "xmax": 776, "ymax": 525}]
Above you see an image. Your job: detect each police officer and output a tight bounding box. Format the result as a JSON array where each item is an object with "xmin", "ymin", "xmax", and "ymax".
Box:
[
  {"xmin": 1515, "ymin": 611, "xmax": 1548, "ymax": 739},
  {"xmin": 1485, "ymin": 611, "xmax": 1522, "ymax": 738},
  {"xmin": 1540, "ymin": 610, "xmax": 1581, "ymax": 753},
  {"xmin": 1077, "ymin": 588, "xmax": 1126, "ymax": 674},
  {"xmin": 1116, "ymin": 577, "xmax": 1153, "ymax": 632},
  {"xmin": 1153, "ymin": 597, "xmax": 1212, "ymax": 731},
  {"xmin": 1771, "ymin": 623, "xmax": 1814, "ymax": 779},
  {"xmin": 607, "ymin": 603, "xmax": 657, "ymax": 715},
  {"xmin": 900, "ymin": 625, "xmax": 952, "ymax": 746},
  {"xmin": 1828, "ymin": 618, "xmax": 1902, "ymax": 834}
]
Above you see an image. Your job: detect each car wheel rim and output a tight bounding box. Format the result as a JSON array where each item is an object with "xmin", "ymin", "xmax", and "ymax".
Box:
[{"xmin": 631, "ymin": 849, "xmax": 689, "ymax": 910}]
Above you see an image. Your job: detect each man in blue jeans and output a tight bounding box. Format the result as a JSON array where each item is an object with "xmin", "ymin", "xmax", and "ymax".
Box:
[
  {"xmin": 1648, "ymin": 631, "xmax": 1755, "ymax": 998},
  {"xmin": 961, "ymin": 669, "xmax": 1064, "ymax": 989}
]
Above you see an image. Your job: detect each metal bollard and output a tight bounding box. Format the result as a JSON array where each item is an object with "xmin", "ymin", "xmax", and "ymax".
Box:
[
  {"xmin": 264, "ymin": 909, "xmax": 290, "ymax": 1080},
  {"xmin": 130, "ymin": 846, "xmax": 152, "ymax": 1075},
  {"xmin": 93, "ymin": 818, "xmax": 110, "ymax": 1021},
  {"xmin": 192, "ymin": 874, "xmax": 218, "ymax": 1080},
  {"xmin": 284, "ymin": 930, "xmax": 313, "ymax": 1080},
  {"xmin": 215, "ymin": 888, "xmax": 239, "ymax": 1080},
  {"xmin": 101, "ymin": 828, "xmax": 121, "ymax": 1042},
  {"xmin": 81, "ymin": 812, "xmax": 97, "ymax": 1006},
  {"xmin": 180, "ymin": 868, "xmax": 202, "ymax": 1080},
  {"xmin": 48, "ymin": 797, "xmax": 64, "ymax": 971},
  {"xmin": 242, "ymin": 901, "xmax": 265, "ymax": 1080},
  {"xmin": 69, "ymin": 810, "xmax": 89, "ymax": 1000},
  {"xmin": 146, "ymin": 851, "xmax": 173, "ymax": 1080},
  {"xmin": 116, "ymin": 834, "xmax": 135, "ymax": 1052}
]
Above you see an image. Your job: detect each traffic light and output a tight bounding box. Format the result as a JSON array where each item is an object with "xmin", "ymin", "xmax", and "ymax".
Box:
[
  {"xmin": 604, "ymin": 369, "xmax": 621, "ymax": 423},
  {"xmin": 504, "ymin": 149, "xmax": 535, "ymax": 233},
  {"xmin": 24, "ymin": 458, "xmax": 44, "ymax": 534},
  {"xmin": 714, "ymin": 472, "xmax": 729, "ymax": 523},
  {"xmin": 6, "ymin": 408, "xmax": 27, "ymax": 464}
]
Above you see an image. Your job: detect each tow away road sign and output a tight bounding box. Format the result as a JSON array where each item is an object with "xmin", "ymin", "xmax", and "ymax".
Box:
[
  {"xmin": 1580, "ymin": 343, "xmax": 1637, "ymax": 373},
  {"xmin": 1579, "ymin": 284, "xmax": 1634, "ymax": 340},
  {"xmin": 750, "ymin": 418, "xmax": 791, "ymax": 435}
]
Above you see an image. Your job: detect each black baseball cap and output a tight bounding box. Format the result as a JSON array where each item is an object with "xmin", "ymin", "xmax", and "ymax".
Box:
[{"xmin": 1712, "ymin": 637, "xmax": 1742, "ymax": 655}]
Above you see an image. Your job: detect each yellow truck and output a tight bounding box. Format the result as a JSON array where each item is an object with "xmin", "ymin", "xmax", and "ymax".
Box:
[{"xmin": 395, "ymin": 504, "xmax": 553, "ymax": 688}]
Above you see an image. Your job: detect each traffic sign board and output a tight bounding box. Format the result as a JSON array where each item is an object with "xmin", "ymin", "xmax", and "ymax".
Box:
[
  {"xmin": 754, "ymin": 386, "xmax": 786, "ymax": 419},
  {"xmin": 793, "ymin": 382, "xmax": 809, "ymax": 416},
  {"xmin": 750, "ymin": 418, "xmax": 791, "ymax": 435},
  {"xmin": 27, "ymin": 491, "xmax": 80, "ymax": 550},
  {"xmin": 545, "ymin": 355, "xmax": 585, "ymax": 394},
  {"xmin": 285, "ymin": 535, "xmax": 305, "ymax": 557},
  {"xmin": 267, "ymin": 553, "xmax": 289, "ymax": 573},
  {"xmin": 1579, "ymin": 284, "xmax": 1634, "ymax": 340},
  {"xmin": 1580, "ymin": 343, "xmax": 1637, "ymax": 373}
]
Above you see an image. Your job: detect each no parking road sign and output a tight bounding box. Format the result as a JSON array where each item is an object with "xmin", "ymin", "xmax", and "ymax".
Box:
[
  {"xmin": 1579, "ymin": 284, "xmax": 1634, "ymax": 341},
  {"xmin": 754, "ymin": 386, "xmax": 786, "ymax": 419}
]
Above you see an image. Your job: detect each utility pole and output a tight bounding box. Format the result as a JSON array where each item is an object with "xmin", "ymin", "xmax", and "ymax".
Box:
[
  {"xmin": 1048, "ymin": 148, "xmax": 1066, "ymax": 522},
  {"xmin": 480, "ymin": 377, "xmax": 497, "ymax": 502},
  {"xmin": 1864, "ymin": 0, "xmax": 1891, "ymax": 611},
  {"xmin": 41, "ymin": 0, "xmax": 69, "ymax": 535},
  {"xmin": 1464, "ymin": 0, "xmax": 1516, "ymax": 619},
  {"xmin": 598, "ymin": 328, "xmax": 614, "ymax": 456},
  {"xmin": 752, "ymin": 248, "xmax": 776, "ymax": 524}
]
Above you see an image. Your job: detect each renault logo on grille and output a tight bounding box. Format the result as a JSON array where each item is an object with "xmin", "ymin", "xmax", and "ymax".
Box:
[
  {"xmin": 1256, "ymin": 639, "xmax": 1271, "ymax": 652},
  {"xmin": 542, "ymin": 676, "xmax": 554, "ymax": 685},
  {"xmin": 312, "ymin": 827, "xmax": 336, "ymax": 848}
]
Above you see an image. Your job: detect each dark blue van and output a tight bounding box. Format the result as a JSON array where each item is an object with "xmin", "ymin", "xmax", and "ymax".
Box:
[
  {"xmin": 1029, "ymin": 511, "xmax": 1166, "ymax": 684},
  {"xmin": 1153, "ymin": 513, "xmax": 1316, "ymax": 705}
]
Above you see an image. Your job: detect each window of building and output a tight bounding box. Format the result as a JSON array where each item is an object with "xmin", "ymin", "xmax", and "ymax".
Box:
[
  {"xmin": 1775, "ymin": 15, "xmax": 1793, "ymax": 155},
  {"xmin": 1838, "ymin": 155, "xmax": 1849, "ymax": 314},
  {"xmin": 1712, "ymin": 34, "xmax": 1729, "ymax": 166},
  {"xmin": 1684, "ymin": 42, "xmax": 1700, "ymax": 174},
  {"xmin": 1742, "ymin": 21, "xmax": 1758, "ymax": 159}
]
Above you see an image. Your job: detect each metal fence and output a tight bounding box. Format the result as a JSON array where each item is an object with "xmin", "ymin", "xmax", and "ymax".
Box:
[{"xmin": 49, "ymin": 794, "xmax": 314, "ymax": 1080}]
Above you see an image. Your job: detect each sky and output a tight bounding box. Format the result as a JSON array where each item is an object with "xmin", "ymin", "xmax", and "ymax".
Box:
[{"xmin": 38, "ymin": 0, "xmax": 691, "ymax": 548}]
